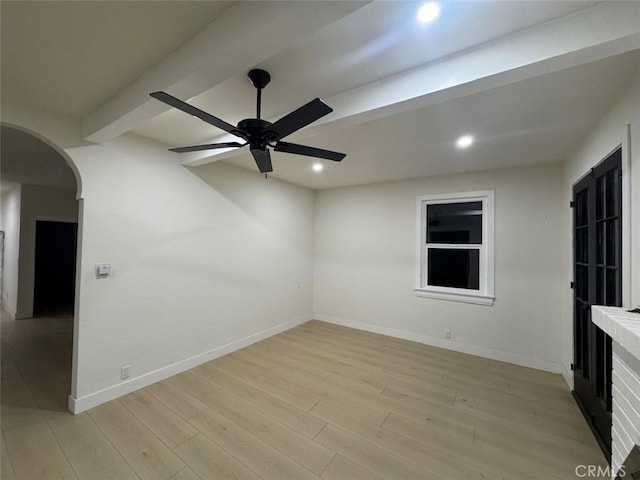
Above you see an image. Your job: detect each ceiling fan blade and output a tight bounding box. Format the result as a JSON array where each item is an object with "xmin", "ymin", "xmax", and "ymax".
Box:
[
  {"xmin": 169, "ymin": 142, "xmax": 245, "ymax": 153},
  {"xmin": 250, "ymin": 148, "xmax": 273, "ymax": 173},
  {"xmin": 150, "ymin": 91, "xmax": 244, "ymax": 138},
  {"xmin": 274, "ymin": 141, "xmax": 346, "ymax": 161},
  {"xmin": 265, "ymin": 98, "xmax": 332, "ymax": 140}
]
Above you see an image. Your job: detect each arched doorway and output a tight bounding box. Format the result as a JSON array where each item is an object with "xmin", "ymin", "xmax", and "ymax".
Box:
[{"xmin": 0, "ymin": 124, "xmax": 82, "ymax": 421}]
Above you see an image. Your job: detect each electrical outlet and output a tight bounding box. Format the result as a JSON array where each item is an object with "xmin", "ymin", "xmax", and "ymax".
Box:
[
  {"xmin": 445, "ymin": 329, "xmax": 452, "ymax": 339},
  {"xmin": 121, "ymin": 365, "xmax": 130, "ymax": 380}
]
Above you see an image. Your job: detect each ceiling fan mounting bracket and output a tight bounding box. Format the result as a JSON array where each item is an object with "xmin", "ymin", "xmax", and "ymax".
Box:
[{"xmin": 248, "ymin": 69, "xmax": 271, "ymax": 90}]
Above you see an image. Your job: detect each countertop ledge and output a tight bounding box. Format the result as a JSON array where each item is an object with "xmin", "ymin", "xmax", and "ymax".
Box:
[{"xmin": 592, "ymin": 306, "xmax": 640, "ymax": 360}]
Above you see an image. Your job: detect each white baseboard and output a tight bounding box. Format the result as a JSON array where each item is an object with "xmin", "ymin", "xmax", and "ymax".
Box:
[
  {"xmin": 315, "ymin": 314, "xmax": 563, "ymax": 375},
  {"xmin": 69, "ymin": 313, "xmax": 313, "ymax": 414},
  {"xmin": 1, "ymin": 306, "xmax": 16, "ymax": 321},
  {"xmin": 561, "ymin": 363, "xmax": 574, "ymax": 390}
]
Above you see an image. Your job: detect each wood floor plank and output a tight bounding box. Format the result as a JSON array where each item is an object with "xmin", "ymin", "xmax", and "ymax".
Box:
[
  {"xmin": 119, "ymin": 388, "xmax": 199, "ymax": 449},
  {"xmin": 169, "ymin": 466, "xmax": 202, "ymax": 480},
  {"xmin": 310, "ymin": 400, "xmax": 482, "ymax": 480},
  {"xmin": 473, "ymin": 421, "xmax": 602, "ymax": 477},
  {"xmin": 174, "ymin": 433, "xmax": 260, "ymax": 480},
  {"xmin": 1, "ymin": 432, "xmax": 16, "ymax": 480},
  {"xmin": 382, "ymin": 408, "xmax": 561, "ymax": 480},
  {"xmin": 249, "ymin": 372, "xmax": 320, "ymax": 412},
  {"xmin": 167, "ymin": 371, "xmax": 216, "ymax": 401},
  {"xmin": 1, "ymin": 319, "xmax": 607, "ymax": 480},
  {"xmin": 3, "ymin": 423, "xmax": 77, "ymax": 480},
  {"xmin": 52, "ymin": 413, "xmax": 138, "ymax": 480},
  {"xmin": 231, "ymin": 351, "xmax": 320, "ymax": 411},
  {"xmin": 249, "ymin": 346, "xmax": 330, "ymax": 384},
  {"xmin": 264, "ymin": 369, "xmax": 390, "ymax": 425},
  {"xmin": 188, "ymin": 362, "xmax": 224, "ymax": 383},
  {"xmin": 320, "ymin": 455, "xmax": 386, "ymax": 480},
  {"xmin": 314, "ymin": 424, "xmax": 442, "ymax": 480},
  {"xmin": 200, "ymin": 384, "xmax": 335, "ymax": 474},
  {"xmin": 89, "ymin": 400, "xmax": 184, "ymax": 480},
  {"xmin": 146, "ymin": 379, "xmax": 208, "ymax": 420},
  {"xmin": 0, "ymin": 376, "xmax": 46, "ymax": 432},
  {"xmin": 206, "ymin": 371, "xmax": 326, "ymax": 438},
  {"xmin": 382, "ymin": 379, "xmax": 456, "ymax": 406},
  {"xmin": 280, "ymin": 330, "xmax": 386, "ymax": 372},
  {"xmin": 267, "ymin": 336, "xmax": 389, "ymax": 391},
  {"xmin": 190, "ymin": 408, "xmax": 321, "ymax": 480},
  {"xmin": 210, "ymin": 354, "xmax": 269, "ymax": 379}
]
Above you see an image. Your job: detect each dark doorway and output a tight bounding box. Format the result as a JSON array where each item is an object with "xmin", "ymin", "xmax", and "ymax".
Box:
[
  {"xmin": 33, "ymin": 221, "xmax": 78, "ymax": 317},
  {"xmin": 572, "ymin": 147, "xmax": 622, "ymax": 462}
]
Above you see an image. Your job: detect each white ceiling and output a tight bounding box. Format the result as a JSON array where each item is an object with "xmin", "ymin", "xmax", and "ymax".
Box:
[
  {"xmin": 0, "ymin": 1, "xmax": 233, "ymax": 115},
  {"xmin": 132, "ymin": 0, "xmax": 596, "ymax": 147},
  {"xmin": 219, "ymin": 50, "xmax": 640, "ymax": 189},
  {"xmin": 1, "ymin": 1, "xmax": 639, "ymax": 190}
]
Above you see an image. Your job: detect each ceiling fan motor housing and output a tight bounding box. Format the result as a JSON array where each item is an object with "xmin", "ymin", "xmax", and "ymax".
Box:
[{"xmin": 237, "ymin": 118, "xmax": 275, "ymax": 150}]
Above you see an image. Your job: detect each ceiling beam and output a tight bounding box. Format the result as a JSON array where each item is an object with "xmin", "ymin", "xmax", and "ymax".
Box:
[
  {"xmin": 181, "ymin": 1, "xmax": 640, "ymax": 167},
  {"xmin": 82, "ymin": 1, "xmax": 370, "ymax": 143}
]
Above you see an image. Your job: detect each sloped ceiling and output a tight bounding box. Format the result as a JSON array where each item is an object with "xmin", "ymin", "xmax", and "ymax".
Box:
[{"xmin": 1, "ymin": 1, "xmax": 639, "ymax": 189}]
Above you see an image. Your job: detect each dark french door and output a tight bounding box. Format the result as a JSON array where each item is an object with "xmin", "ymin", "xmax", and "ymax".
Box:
[{"xmin": 573, "ymin": 147, "xmax": 622, "ymax": 461}]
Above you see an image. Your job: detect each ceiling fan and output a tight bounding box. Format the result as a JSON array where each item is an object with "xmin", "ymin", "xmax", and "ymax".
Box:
[{"xmin": 150, "ymin": 69, "xmax": 346, "ymax": 174}]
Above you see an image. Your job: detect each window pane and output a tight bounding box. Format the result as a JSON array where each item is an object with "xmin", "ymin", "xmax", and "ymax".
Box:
[
  {"xmin": 428, "ymin": 248, "xmax": 480, "ymax": 290},
  {"xmin": 427, "ymin": 201, "xmax": 482, "ymax": 244}
]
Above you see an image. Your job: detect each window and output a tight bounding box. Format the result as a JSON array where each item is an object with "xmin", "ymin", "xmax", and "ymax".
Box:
[{"xmin": 415, "ymin": 190, "xmax": 494, "ymax": 305}]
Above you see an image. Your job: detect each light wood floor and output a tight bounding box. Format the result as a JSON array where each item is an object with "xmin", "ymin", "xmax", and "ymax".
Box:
[{"xmin": 1, "ymin": 315, "xmax": 609, "ymax": 479}]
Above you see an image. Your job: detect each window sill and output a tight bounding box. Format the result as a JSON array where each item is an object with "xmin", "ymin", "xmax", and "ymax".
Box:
[{"xmin": 414, "ymin": 288, "xmax": 494, "ymax": 306}]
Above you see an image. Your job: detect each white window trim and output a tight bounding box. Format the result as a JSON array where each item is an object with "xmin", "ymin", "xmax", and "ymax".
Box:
[{"xmin": 415, "ymin": 190, "xmax": 495, "ymax": 306}]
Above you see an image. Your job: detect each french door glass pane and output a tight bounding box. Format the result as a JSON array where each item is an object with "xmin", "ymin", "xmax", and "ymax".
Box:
[
  {"xmin": 576, "ymin": 190, "xmax": 588, "ymax": 227},
  {"xmin": 606, "ymin": 169, "xmax": 617, "ymax": 218},
  {"xmin": 596, "ymin": 222, "xmax": 604, "ymax": 265},
  {"xmin": 596, "ymin": 176, "xmax": 605, "ymax": 220},
  {"xmin": 596, "ymin": 267, "xmax": 604, "ymax": 305},
  {"xmin": 606, "ymin": 219, "xmax": 617, "ymax": 266}
]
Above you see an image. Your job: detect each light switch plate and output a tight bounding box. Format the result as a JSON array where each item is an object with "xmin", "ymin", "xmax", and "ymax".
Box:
[{"xmin": 95, "ymin": 264, "xmax": 111, "ymax": 278}]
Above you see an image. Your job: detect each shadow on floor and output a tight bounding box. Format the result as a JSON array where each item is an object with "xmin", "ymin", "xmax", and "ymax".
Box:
[{"xmin": 1, "ymin": 311, "xmax": 74, "ymax": 432}]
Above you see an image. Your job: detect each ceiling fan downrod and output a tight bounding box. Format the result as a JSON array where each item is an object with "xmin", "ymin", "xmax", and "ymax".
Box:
[{"xmin": 248, "ymin": 69, "xmax": 271, "ymax": 120}]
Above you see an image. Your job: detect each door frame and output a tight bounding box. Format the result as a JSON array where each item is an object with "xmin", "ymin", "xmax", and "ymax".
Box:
[
  {"xmin": 572, "ymin": 125, "xmax": 632, "ymax": 308},
  {"xmin": 570, "ymin": 125, "xmax": 632, "ymax": 460},
  {"xmin": 0, "ymin": 231, "xmax": 4, "ymax": 308},
  {"xmin": 26, "ymin": 216, "xmax": 79, "ymax": 319},
  {"xmin": 621, "ymin": 124, "xmax": 632, "ymax": 309}
]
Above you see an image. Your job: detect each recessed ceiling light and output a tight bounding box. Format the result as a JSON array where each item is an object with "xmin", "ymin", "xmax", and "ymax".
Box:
[
  {"xmin": 456, "ymin": 135, "xmax": 474, "ymax": 149},
  {"xmin": 312, "ymin": 163, "xmax": 323, "ymax": 173},
  {"xmin": 417, "ymin": 2, "xmax": 440, "ymax": 23}
]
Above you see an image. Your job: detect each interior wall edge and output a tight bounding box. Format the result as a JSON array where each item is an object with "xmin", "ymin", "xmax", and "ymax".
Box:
[
  {"xmin": 561, "ymin": 363, "xmax": 574, "ymax": 390},
  {"xmin": 1, "ymin": 306, "xmax": 16, "ymax": 320},
  {"xmin": 314, "ymin": 313, "xmax": 564, "ymax": 375},
  {"xmin": 68, "ymin": 312, "xmax": 313, "ymax": 414}
]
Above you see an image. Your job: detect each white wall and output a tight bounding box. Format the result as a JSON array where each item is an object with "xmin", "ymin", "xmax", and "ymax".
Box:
[
  {"xmin": 314, "ymin": 162, "xmax": 565, "ymax": 372},
  {"xmin": 561, "ymin": 73, "xmax": 640, "ymax": 388},
  {"xmin": 16, "ymin": 184, "xmax": 79, "ymax": 319},
  {"xmin": 65, "ymin": 135, "xmax": 315, "ymax": 411},
  {"xmin": 0, "ymin": 185, "xmax": 22, "ymax": 316}
]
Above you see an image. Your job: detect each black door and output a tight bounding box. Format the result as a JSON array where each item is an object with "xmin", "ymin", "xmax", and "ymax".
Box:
[
  {"xmin": 573, "ymin": 147, "xmax": 622, "ymax": 461},
  {"xmin": 33, "ymin": 221, "xmax": 78, "ymax": 316}
]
